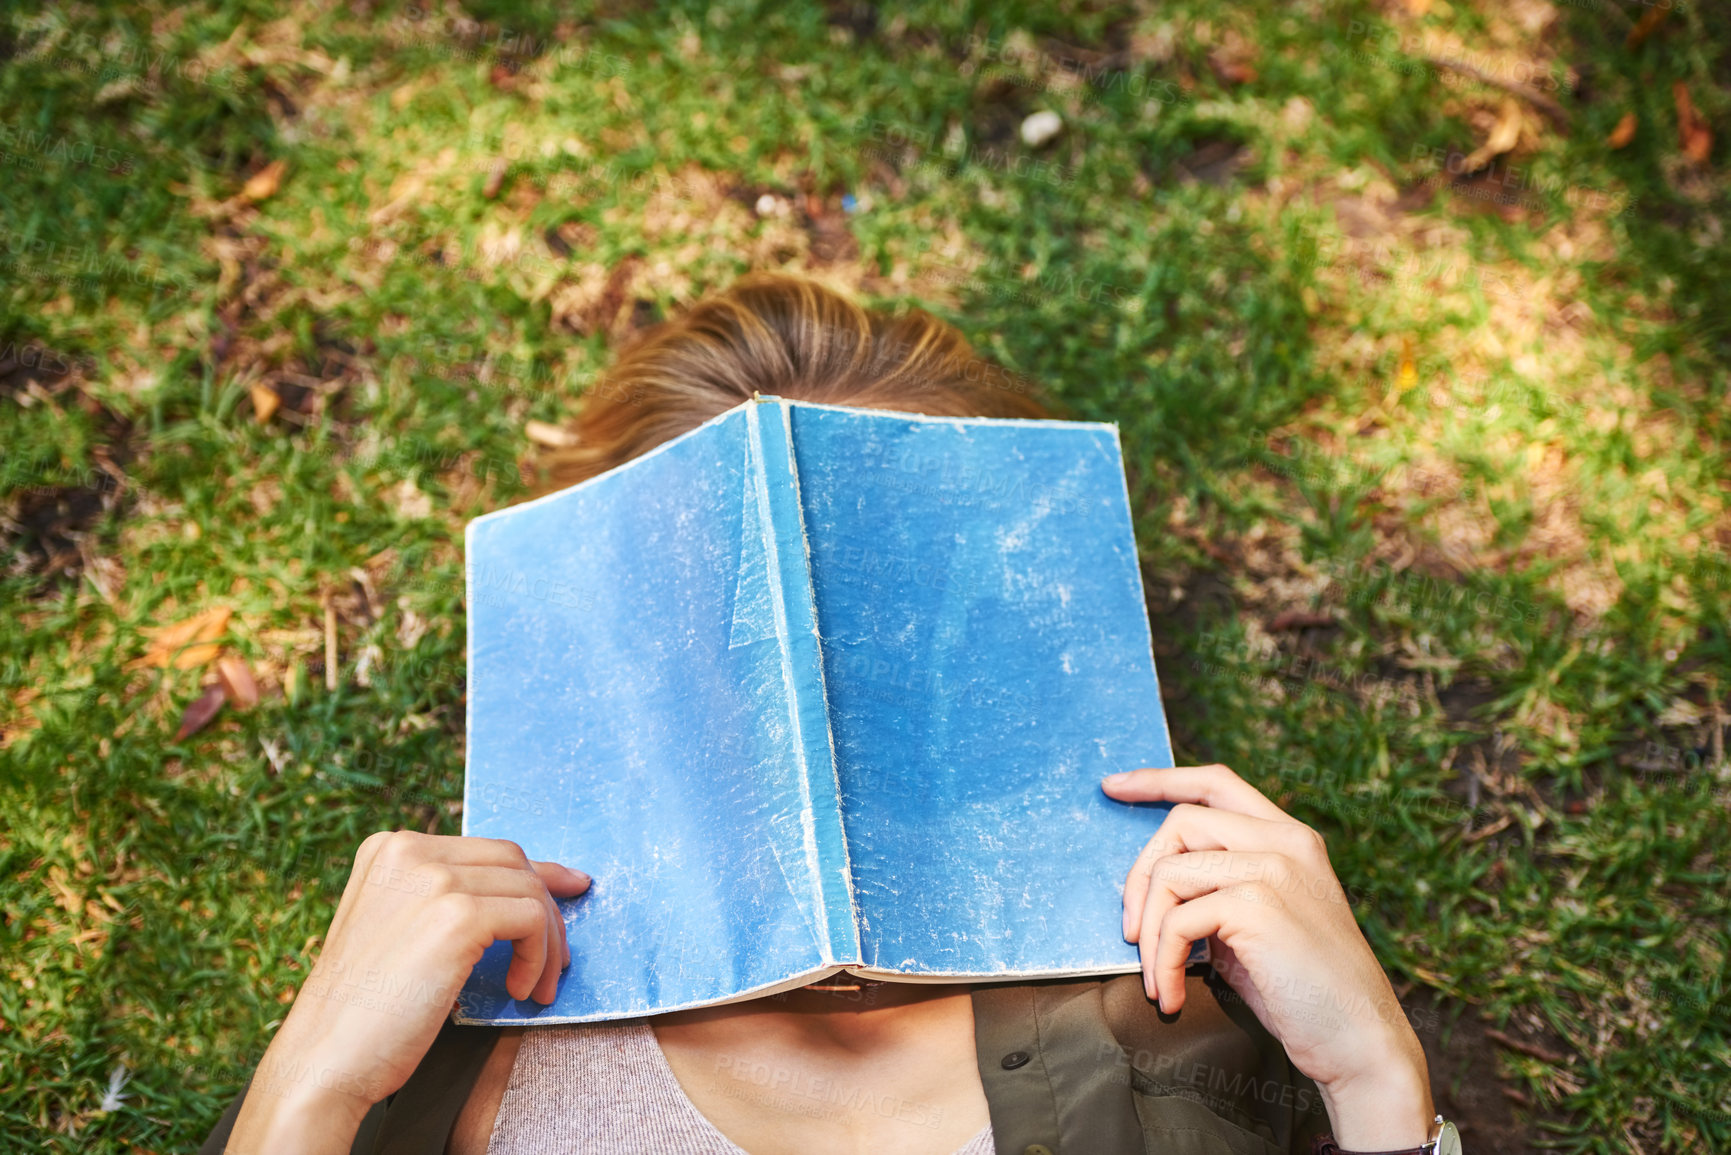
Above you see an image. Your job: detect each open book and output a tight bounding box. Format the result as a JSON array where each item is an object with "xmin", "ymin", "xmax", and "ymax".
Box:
[{"xmin": 455, "ymin": 396, "xmax": 1177, "ymax": 1025}]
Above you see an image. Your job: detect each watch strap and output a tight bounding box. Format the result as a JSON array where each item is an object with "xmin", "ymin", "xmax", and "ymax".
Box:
[
  {"xmin": 1312, "ymin": 1113, "xmax": 1451, "ymax": 1155},
  {"xmin": 1311, "ymin": 1139, "xmax": 1429, "ymax": 1155}
]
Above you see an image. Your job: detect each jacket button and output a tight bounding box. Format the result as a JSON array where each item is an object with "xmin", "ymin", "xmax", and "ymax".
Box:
[
  {"xmin": 1001, "ymin": 1051, "xmax": 1031, "ymax": 1070},
  {"xmin": 1022, "ymin": 1146, "xmax": 1054, "ymax": 1155}
]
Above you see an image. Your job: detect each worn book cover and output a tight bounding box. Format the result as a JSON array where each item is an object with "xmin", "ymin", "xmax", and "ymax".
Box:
[{"xmin": 456, "ymin": 396, "xmax": 1177, "ymax": 1025}]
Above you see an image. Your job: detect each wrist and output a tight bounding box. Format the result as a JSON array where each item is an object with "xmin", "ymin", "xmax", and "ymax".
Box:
[
  {"xmin": 1316, "ymin": 1037, "xmax": 1433, "ymax": 1151},
  {"xmin": 228, "ymin": 1087, "xmax": 371, "ymax": 1155},
  {"xmin": 226, "ymin": 1039, "xmax": 377, "ymax": 1155}
]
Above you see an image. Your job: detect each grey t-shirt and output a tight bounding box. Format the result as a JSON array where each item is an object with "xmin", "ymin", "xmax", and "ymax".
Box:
[{"xmin": 486, "ymin": 1020, "xmax": 995, "ymax": 1154}]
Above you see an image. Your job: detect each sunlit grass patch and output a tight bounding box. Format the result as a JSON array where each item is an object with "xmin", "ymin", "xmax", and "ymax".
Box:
[{"xmin": 2, "ymin": 0, "xmax": 1728, "ymax": 1150}]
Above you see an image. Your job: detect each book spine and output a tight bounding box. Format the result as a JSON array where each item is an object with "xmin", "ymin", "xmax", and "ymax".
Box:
[{"xmin": 746, "ymin": 398, "xmax": 861, "ymax": 965}]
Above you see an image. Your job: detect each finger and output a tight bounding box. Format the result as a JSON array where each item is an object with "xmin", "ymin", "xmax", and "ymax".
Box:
[
  {"xmin": 1122, "ymin": 805, "xmax": 1296, "ymax": 938},
  {"xmin": 1122, "ymin": 814, "xmax": 1223, "ymax": 941},
  {"xmin": 1137, "ymin": 851, "xmax": 1301, "ymax": 1001},
  {"xmin": 530, "ymin": 863, "xmax": 584, "ymax": 970},
  {"xmin": 346, "ymin": 831, "xmax": 591, "ymax": 887},
  {"xmin": 404, "ymin": 832, "xmax": 546, "ymax": 870},
  {"xmin": 530, "ymin": 860, "xmax": 593, "ymax": 897},
  {"xmin": 334, "ymin": 832, "xmax": 535, "ymax": 938},
  {"xmin": 399, "ymin": 848, "xmax": 588, "ymax": 964},
  {"xmin": 438, "ymin": 838, "xmax": 589, "ymax": 962},
  {"xmin": 1138, "ymin": 854, "xmax": 1214, "ymax": 1000},
  {"xmin": 1152, "ymin": 890, "xmax": 1249, "ymax": 1014},
  {"xmin": 429, "ymin": 864, "xmax": 572, "ymax": 975},
  {"xmin": 456, "ymin": 893, "xmax": 558, "ymax": 1003},
  {"xmin": 1137, "ymin": 850, "xmax": 1241, "ymax": 947},
  {"xmin": 373, "ymin": 830, "xmax": 576, "ymax": 875},
  {"xmin": 1103, "ymin": 764, "xmax": 1290, "ymax": 823},
  {"xmin": 424, "ymin": 890, "xmax": 550, "ymax": 999},
  {"xmin": 536, "ymin": 895, "xmax": 563, "ymax": 1002},
  {"xmin": 539, "ymin": 882, "xmax": 570, "ymax": 978},
  {"xmin": 1137, "ymin": 850, "xmax": 1235, "ymax": 998},
  {"xmin": 550, "ymin": 894, "xmax": 571, "ymax": 972}
]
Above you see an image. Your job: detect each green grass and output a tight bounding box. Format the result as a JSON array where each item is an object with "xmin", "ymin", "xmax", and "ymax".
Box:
[{"xmin": 2, "ymin": 0, "xmax": 1728, "ymax": 1150}]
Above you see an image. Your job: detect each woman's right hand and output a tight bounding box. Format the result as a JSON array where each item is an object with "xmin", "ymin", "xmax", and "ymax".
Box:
[{"xmin": 226, "ymin": 831, "xmax": 591, "ymax": 1154}]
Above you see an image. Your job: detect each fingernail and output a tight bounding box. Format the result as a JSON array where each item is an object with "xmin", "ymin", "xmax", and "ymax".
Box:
[
  {"xmin": 569, "ymin": 868, "xmax": 591, "ymax": 885},
  {"xmin": 1104, "ymin": 772, "xmax": 1130, "ymax": 785},
  {"xmin": 1143, "ymin": 973, "xmax": 1156, "ymax": 1001}
]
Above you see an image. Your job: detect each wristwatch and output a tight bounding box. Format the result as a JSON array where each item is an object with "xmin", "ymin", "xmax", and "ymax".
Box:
[{"xmin": 1313, "ymin": 1115, "xmax": 1462, "ymax": 1155}]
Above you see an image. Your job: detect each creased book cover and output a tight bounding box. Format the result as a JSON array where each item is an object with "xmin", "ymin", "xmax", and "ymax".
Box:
[{"xmin": 456, "ymin": 396, "xmax": 1178, "ymax": 1025}]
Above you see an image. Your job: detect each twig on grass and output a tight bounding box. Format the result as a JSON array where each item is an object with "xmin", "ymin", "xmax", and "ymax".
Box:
[{"xmin": 1424, "ymin": 56, "xmax": 1571, "ymax": 130}]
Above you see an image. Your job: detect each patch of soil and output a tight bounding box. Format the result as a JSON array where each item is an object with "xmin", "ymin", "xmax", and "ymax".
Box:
[
  {"xmin": 825, "ymin": 1, "xmax": 878, "ymax": 42},
  {"xmin": 0, "ymin": 340, "xmax": 95, "ymax": 398},
  {"xmin": 1401, "ymin": 988, "xmax": 1570, "ymax": 1153},
  {"xmin": 1142, "ymin": 134, "xmax": 1253, "ymax": 189},
  {"xmin": 1143, "ymin": 562, "xmax": 1239, "ymax": 758},
  {"xmin": 1437, "ymin": 680, "xmax": 1502, "ymax": 725},
  {"xmin": 801, "ymin": 199, "xmax": 858, "ymax": 266},
  {"xmin": 1176, "ymin": 139, "xmax": 1252, "ymax": 186},
  {"xmin": 971, "ymin": 76, "xmax": 1039, "ymax": 156},
  {"xmin": 4, "ymin": 476, "xmax": 124, "ymax": 586},
  {"xmin": 585, "ymin": 256, "xmax": 646, "ymax": 342},
  {"xmin": 1, "ymin": 343, "xmax": 135, "ymax": 590}
]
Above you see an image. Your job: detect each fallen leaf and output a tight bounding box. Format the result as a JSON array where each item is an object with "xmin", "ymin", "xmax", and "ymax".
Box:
[
  {"xmin": 1626, "ymin": 6, "xmax": 1667, "ymax": 50},
  {"xmin": 1404, "ymin": 0, "xmax": 1431, "ymax": 12},
  {"xmin": 249, "ymin": 382, "xmax": 281, "ymax": 423},
  {"xmin": 1397, "ymin": 337, "xmax": 1418, "ymax": 393},
  {"xmin": 216, "ymin": 655, "xmax": 261, "ymax": 710},
  {"xmin": 132, "ymin": 607, "xmax": 234, "ymax": 671},
  {"xmin": 369, "ymin": 170, "xmax": 429, "ymax": 226},
  {"xmin": 1463, "ymin": 99, "xmax": 1524, "ymax": 171},
  {"xmin": 524, "ymin": 420, "xmax": 578, "ymax": 449},
  {"xmin": 1208, "ymin": 49, "xmax": 1258, "ymax": 86},
  {"xmin": 94, "ymin": 76, "xmax": 142, "ymax": 105},
  {"xmin": 482, "ymin": 158, "xmax": 509, "ymax": 200},
  {"xmin": 48, "ymin": 864, "xmax": 82, "ymax": 913},
  {"xmin": 1656, "ymin": 697, "xmax": 1704, "ymax": 727},
  {"xmin": 390, "ymin": 478, "xmax": 434, "ymax": 520},
  {"xmin": 1674, "ymin": 82, "xmax": 1712, "ymax": 164},
  {"xmin": 1606, "ymin": 111, "xmax": 1638, "ymax": 149},
  {"xmin": 242, "ymin": 160, "xmax": 287, "ymax": 202},
  {"xmin": 175, "ymin": 683, "xmax": 228, "ymax": 741}
]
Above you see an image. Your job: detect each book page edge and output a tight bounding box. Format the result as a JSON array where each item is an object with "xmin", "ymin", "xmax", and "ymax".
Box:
[{"xmin": 450, "ymin": 964, "xmax": 846, "ymax": 1027}]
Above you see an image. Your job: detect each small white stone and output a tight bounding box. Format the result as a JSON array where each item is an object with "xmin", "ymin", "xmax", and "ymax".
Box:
[
  {"xmin": 1020, "ymin": 110, "xmax": 1063, "ymax": 148},
  {"xmin": 755, "ymin": 192, "xmax": 782, "ymax": 217}
]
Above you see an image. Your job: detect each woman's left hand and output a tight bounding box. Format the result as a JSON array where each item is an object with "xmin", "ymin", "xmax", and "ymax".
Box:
[{"xmin": 1103, "ymin": 763, "xmax": 1434, "ymax": 1152}]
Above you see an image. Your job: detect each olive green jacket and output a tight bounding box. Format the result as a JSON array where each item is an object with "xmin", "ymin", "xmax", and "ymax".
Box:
[{"xmin": 201, "ymin": 969, "xmax": 1333, "ymax": 1155}]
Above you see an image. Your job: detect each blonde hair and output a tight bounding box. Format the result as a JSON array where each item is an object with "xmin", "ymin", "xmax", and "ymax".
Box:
[{"xmin": 537, "ymin": 275, "xmax": 1050, "ymax": 490}]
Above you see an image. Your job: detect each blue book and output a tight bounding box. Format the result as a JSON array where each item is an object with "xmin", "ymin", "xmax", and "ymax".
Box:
[{"xmin": 456, "ymin": 396, "xmax": 1178, "ymax": 1024}]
